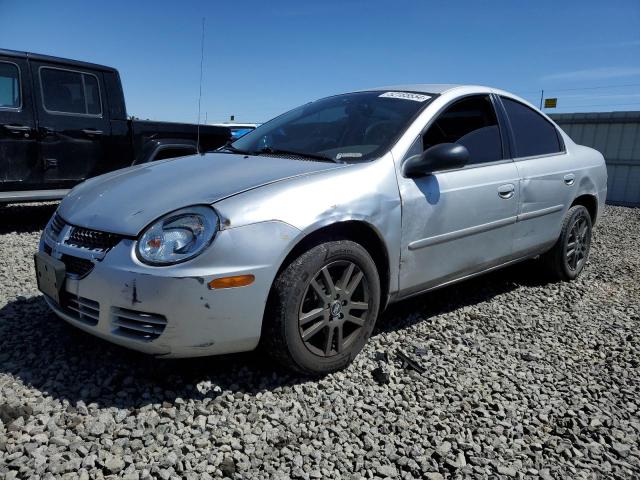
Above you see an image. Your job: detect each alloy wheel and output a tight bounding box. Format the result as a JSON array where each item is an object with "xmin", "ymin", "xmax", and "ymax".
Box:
[
  {"xmin": 566, "ymin": 214, "xmax": 590, "ymax": 271},
  {"xmin": 298, "ymin": 260, "xmax": 370, "ymax": 357}
]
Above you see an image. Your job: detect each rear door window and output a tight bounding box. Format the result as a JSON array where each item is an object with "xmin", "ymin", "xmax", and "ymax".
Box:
[
  {"xmin": 501, "ymin": 97, "xmax": 562, "ymax": 158},
  {"xmin": 0, "ymin": 62, "xmax": 21, "ymax": 109},
  {"xmin": 40, "ymin": 67, "xmax": 102, "ymax": 116}
]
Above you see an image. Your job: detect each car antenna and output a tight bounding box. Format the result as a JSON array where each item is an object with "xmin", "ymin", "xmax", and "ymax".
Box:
[{"xmin": 196, "ymin": 17, "xmax": 205, "ymax": 154}]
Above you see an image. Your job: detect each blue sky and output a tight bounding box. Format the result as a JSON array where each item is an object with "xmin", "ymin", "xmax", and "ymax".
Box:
[{"xmin": 1, "ymin": 0, "xmax": 639, "ymax": 123}]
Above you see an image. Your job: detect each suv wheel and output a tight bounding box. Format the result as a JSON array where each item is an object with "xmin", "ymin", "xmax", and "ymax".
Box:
[
  {"xmin": 543, "ymin": 205, "xmax": 592, "ymax": 281},
  {"xmin": 265, "ymin": 240, "xmax": 380, "ymax": 375}
]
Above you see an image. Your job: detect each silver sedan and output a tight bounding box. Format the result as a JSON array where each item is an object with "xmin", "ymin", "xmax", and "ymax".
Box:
[{"xmin": 35, "ymin": 85, "xmax": 607, "ymax": 374}]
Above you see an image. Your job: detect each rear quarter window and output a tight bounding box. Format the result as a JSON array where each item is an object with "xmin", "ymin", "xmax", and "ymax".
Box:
[{"xmin": 501, "ymin": 97, "xmax": 562, "ymax": 158}]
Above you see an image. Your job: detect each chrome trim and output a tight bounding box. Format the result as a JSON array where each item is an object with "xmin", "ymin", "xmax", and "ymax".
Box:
[
  {"xmin": 0, "ymin": 60, "xmax": 22, "ymax": 111},
  {"xmin": 513, "ymin": 151, "xmax": 568, "ymax": 162},
  {"xmin": 516, "ymin": 204, "xmax": 564, "ymax": 222},
  {"xmin": 408, "ymin": 216, "xmax": 517, "ymax": 250},
  {"xmin": 38, "ymin": 65, "xmax": 103, "ymax": 118}
]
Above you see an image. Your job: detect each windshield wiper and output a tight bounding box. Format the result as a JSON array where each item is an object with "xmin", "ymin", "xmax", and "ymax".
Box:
[{"xmin": 253, "ymin": 147, "xmax": 341, "ymax": 163}]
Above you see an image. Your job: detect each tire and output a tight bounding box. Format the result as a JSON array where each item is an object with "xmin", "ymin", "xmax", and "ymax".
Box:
[
  {"xmin": 542, "ymin": 205, "xmax": 593, "ymax": 281},
  {"xmin": 264, "ymin": 240, "xmax": 381, "ymax": 375}
]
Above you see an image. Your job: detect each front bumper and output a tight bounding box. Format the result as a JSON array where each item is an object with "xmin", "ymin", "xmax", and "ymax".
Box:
[{"xmin": 40, "ymin": 220, "xmax": 300, "ymax": 358}]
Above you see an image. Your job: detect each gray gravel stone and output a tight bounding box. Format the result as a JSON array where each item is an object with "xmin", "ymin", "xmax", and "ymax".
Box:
[
  {"xmin": 104, "ymin": 455, "xmax": 125, "ymax": 473},
  {"xmin": 0, "ymin": 203, "xmax": 639, "ymax": 479}
]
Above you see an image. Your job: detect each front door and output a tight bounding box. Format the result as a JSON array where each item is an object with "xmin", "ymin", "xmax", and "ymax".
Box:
[
  {"xmin": 397, "ymin": 94, "xmax": 520, "ymax": 295},
  {"xmin": 31, "ymin": 62, "xmax": 109, "ymax": 187},
  {"xmin": 0, "ymin": 57, "xmax": 39, "ymax": 189}
]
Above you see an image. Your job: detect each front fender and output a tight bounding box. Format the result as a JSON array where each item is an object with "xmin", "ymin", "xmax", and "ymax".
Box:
[{"xmin": 214, "ymin": 155, "xmax": 402, "ymax": 295}]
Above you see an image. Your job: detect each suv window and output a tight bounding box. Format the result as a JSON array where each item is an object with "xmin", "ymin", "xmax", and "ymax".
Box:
[
  {"xmin": 0, "ymin": 62, "xmax": 20, "ymax": 109},
  {"xmin": 501, "ymin": 97, "xmax": 561, "ymax": 158},
  {"xmin": 421, "ymin": 95, "xmax": 502, "ymax": 165},
  {"xmin": 40, "ymin": 67, "xmax": 102, "ymax": 116}
]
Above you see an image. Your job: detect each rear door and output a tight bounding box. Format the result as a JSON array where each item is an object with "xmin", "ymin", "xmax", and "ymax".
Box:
[
  {"xmin": 0, "ymin": 56, "xmax": 39, "ymax": 188},
  {"xmin": 31, "ymin": 62, "xmax": 110, "ymax": 187},
  {"xmin": 497, "ymin": 96, "xmax": 573, "ymax": 256}
]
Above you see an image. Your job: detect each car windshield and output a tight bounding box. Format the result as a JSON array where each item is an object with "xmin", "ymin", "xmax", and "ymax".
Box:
[{"xmin": 228, "ymin": 91, "xmax": 435, "ymax": 162}]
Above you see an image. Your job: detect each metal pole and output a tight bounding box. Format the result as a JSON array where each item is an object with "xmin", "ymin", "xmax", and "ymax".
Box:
[
  {"xmin": 196, "ymin": 18, "xmax": 205, "ymax": 152},
  {"xmin": 539, "ymin": 89, "xmax": 544, "ymax": 110}
]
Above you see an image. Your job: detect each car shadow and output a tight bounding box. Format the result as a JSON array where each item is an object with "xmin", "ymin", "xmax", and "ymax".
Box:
[
  {"xmin": 375, "ymin": 261, "xmax": 550, "ymax": 335},
  {"xmin": 0, "ymin": 261, "xmax": 552, "ymax": 411}
]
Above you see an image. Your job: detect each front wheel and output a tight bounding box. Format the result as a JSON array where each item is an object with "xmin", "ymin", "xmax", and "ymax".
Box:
[
  {"xmin": 543, "ymin": 205, "xmax": 593, "ymax": 281},
  {"xmin": 264, "ymin": 240, "xmax": 381, "ymax": 375}
]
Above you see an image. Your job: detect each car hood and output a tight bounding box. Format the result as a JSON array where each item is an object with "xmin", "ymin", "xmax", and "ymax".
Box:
[{"xmin": 58, "ymin": 152, "xmax": 345, "ymax": 236}]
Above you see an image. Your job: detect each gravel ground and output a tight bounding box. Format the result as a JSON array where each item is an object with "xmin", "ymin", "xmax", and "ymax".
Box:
[{"xmin": 0, "ymin": 203, "xmax": 638, "ymax": 479}]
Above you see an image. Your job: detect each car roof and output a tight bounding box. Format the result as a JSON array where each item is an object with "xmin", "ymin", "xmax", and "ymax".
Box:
[
  {"xmin": 363, "ymin": 84, "xmax": 463, "ymax": 94},
  {"xmin": 0, "ymin": 48, "xmax": 117, "ymax": 73}
]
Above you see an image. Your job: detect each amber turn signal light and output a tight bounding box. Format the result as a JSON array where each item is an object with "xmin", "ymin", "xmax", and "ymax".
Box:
[{"xmin": 208, "ymin": 274, "xmax": 255, "ymax": 289}]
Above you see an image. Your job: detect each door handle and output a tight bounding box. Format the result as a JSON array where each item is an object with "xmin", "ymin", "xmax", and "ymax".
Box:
[
  {"xmin": 4, "ymin": 124, "xmax": 31, "ymax": 133},
  {"xmin": 563, "ymin": 173, "xmax": 575, "ymax": 186},
  {"xmin": 497, "ymin": 184, "xmax": 515, "ymax": 199},
  {"xmin": 43, "ymin": 158, "xmax": 58, "ymax": 170},
  {"xmin": 82, "ymin": 129, "xmax": 103, "ymax": 136}
]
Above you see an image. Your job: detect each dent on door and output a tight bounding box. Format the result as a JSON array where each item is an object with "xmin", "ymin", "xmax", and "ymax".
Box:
[{"xmin": 513, "ymin": 167, "xmax": 574, "ymax": 255}]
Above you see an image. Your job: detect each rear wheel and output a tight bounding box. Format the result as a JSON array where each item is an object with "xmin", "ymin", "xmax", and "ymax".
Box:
[
  {"xmin": 543, "ymin": 205, "xmax": 592, "ymax": 281},
  {"xmin": 264, "ymin": 240, "xmax": 380, "ymax": 375}
]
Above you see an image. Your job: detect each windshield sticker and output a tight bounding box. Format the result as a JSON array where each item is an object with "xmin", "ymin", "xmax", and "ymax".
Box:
[
  {"xmin": 379, "ymin": 91, "xmax": 431, "ymax": 102},
  {"xmin": 336, "ymin": 152, "xmax": 363, "ymax": 160}
]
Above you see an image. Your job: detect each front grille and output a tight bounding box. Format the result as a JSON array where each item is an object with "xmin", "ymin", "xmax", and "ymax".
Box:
[
  {"xmin": 61, "ymin": 254, "xmax": 94, "ymax": 278},
  {"xmin": 50, "ymin": 213, "xmax": 65, "ymax": 237},
  {"xmin": 62, "ymin": 294, "xmax": 100, "ymax": 326},
  {"xmin": 112, "ymin": 307, "xmax": 167, "ymax": 342},
  {"xmin": 65, "ymin": 226, "xmax": 122, "ymax": 252}
]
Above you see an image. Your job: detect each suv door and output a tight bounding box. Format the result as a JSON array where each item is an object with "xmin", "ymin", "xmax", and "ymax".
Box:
[
  {"xmin": 32, "ymin": 62, "xmax": 110, "ymax": 187},
  {"xmin": 396, "ymin": 94, "xmax": 520, "ymax": 296},
  {"xmin": 0, "ymin": 57, "xmax": 39, "ymax": 189},
  {"xmin": 497, "ymin": 96, "xmax": 572, "ymax": 256}
]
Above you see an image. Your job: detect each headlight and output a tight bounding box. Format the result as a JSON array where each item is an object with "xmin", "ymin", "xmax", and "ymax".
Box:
[{"xmin": 136, "ymin": 206, "xmax": 219, "ymax": 265}]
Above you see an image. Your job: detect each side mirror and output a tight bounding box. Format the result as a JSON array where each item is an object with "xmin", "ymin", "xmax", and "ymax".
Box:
[{"xmin": 402, "ymin": 142, "xmax": 469, "ymax": 178}]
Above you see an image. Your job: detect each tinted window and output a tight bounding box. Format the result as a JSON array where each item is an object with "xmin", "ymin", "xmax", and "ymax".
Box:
[
  {"xmin": 0, "ymin": 62, "xmax": 20, "ymax": 109},
  {"xmin": 230, "ymin": 91, "xmax": 433, "ymax": 162},
  {"xmin": 501, "ymin": 97, "xmax": 561, "ymax": 157},
  {"xmin": 422, "ymin": 95, "xmax": 502, "ymax": 165},
  {"xmin": 40, "ymin": 68, "xmax": 102, "ymax": 115},
  {"xmin": 84, "ymin": 74, "xmax": 101, "ymax": 115}
]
